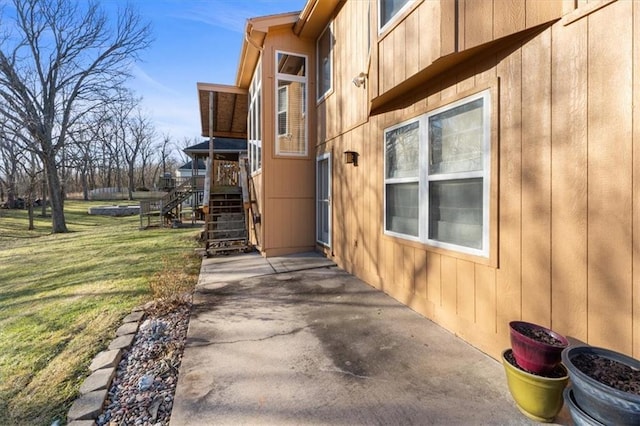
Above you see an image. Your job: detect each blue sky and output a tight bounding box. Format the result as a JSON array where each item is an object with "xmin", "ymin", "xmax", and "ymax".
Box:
[{"xmin": 105, "ymin": 0, "xmax": 307, "ymax": 143}]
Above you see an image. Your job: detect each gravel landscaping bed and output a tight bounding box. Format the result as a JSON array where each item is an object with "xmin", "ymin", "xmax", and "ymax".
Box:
[{"xmin": 96, "ymin": 299, "xmax": 191, "ymax": 426}]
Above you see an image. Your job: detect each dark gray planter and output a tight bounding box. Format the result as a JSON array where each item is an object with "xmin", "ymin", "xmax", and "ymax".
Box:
[
  {"xmin": 563, "ymin": 387, "xmax": 605, "ymax": 426},
  {"xmin": 562, "ymin": 345, "xmax": 640, "ymax": 426}
]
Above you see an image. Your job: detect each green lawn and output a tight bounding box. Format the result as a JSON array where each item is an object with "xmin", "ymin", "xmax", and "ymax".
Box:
[{"xmin": 0, "ymin": 201, "xmax": 201, "ymax": 425}]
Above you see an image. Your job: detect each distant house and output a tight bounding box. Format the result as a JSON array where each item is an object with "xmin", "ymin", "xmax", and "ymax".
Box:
[
  {"xmin": 175, "ymin": 159, "xmax": 206, "ymax": 207},
  {"xmin": 179, "ymin": 138, "xmax": 247, "ymax": 209},
  {"xmin": 196, "ymin": 0, "xmax": 640, "ymax": 362}
]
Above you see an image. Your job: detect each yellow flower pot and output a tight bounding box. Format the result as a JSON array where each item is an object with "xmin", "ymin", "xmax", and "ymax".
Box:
[{"xmin": 502, "ymin": 349, "xmax": 569, "ymax": 422}]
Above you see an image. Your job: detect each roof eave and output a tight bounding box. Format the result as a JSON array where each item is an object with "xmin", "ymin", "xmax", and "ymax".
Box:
[
  {"xmin": 235, "ymin": 12, "xmax": 300, "ymax": 88},
  {"xmin": 293, "ymin": 0, "xmax": 342, "ymax": 39}
]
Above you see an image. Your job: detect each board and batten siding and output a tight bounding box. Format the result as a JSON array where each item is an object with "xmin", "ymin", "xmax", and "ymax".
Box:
[
  {"xmin": 260, "ymin": 27, "xmax": 317, "ymax": 256},
  {"xmin": 319, "ymin": 0, "xmax": 640, "ymax": 361}
]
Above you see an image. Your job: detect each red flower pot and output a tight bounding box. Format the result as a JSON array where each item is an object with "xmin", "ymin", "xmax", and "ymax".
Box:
[{"xmin": 509, "ymin": 321, "xmax": 568, "ymax": 374}]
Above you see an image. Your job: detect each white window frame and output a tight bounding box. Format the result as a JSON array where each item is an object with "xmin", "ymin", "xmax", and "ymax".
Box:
[
  {"xmin": 248, "ymin": 59, "xmax": 262, "ymax": 174},
  {"xmin": 277, "ymin": 85, "xmax": 288, "ymax": 137},
  {"xmin": 316, "ymin": 22, "xmax": 333, "ymax": 102},
  {"xmin": 316, "ymin": 152, "xmax": 332, "ymax": 247},
  {"xmin": 378, "ymin": 0, "xmax": 414, "ymax": 33},
  {"xmin": 274, "ymin": 50, "xmax": 308, "ymax": 157},
  {"xmin": 383, "ymin": 90, "xmax": 491, "ymax": 258},
  {"xmin": 383, "ymin": 118, "xmax": 423, "ymax": 242}
]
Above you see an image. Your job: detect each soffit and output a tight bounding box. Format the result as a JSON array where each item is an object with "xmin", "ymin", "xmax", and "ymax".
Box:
[
  {"xmin": 197, "ymin": 83, "xmax": 248, "ymax": 139},
  {"xmin": 293, "ymin": 0, "xmax": 342, "ymax": 39},
  {"xmin": 236, "ymin": 12, "xmax": 300, "ymax": 88}
]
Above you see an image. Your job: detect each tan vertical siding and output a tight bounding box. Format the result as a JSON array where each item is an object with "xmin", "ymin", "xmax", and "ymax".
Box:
[
  {"xmin": 461, "ymin": 0, "xmax": 494, "ymax": 49},
  {"xmin": 259, "ymin": 28, "xmax": 316, "ymax": 256},
  {"xmin": 439, "ymin": 0, "xmax": 457, "ymax": 56},
  {"xmin": 495, "ymin": 47, "xmax": 523, "ymax": 354},
  {"xmin": 457, "ymin": 259, "xmax": 476, "ymax": 324},
  {"xmin": 475, "ymin": 264, "xmax": 497, "ymax": 334},
  {"xmin": 494, "ymin": 0, "xmax": 526, "ymax": 39},
  {"xmin": 633, "ymin": 0, "xmax": 640, "ymax": 358},
  {"xmin": 586, "ymin": 0, "xmax": 633, "ymax": 353},
  {"xmin": 439, "ymin": 255, "xmax": 458, "ymax": 330},
  {"xmin": 315, "ymin": 0, "xmax": 640, "ymax": 361},
  {"xmin": 521, "ymin": 30, "xmax": 552, "ymax": 327},
  {"xmin": 525, "ymin": 0, "xmax": 563, "ymax": 27},
  {"xmin": 404, "ymin": 8, "xmax": 420, "ymax": 78},
  {"xmin": 550, "ymin": 16, "xmax": 588, "ymax": 344}
]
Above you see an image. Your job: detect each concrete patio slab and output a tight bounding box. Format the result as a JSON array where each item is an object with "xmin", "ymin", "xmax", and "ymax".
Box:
[{"xmin": 172, "ymin": 252, "xmax": 570, "ymax": 425}]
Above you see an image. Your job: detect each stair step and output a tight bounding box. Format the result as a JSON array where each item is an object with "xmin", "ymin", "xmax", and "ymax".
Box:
[
  {"xmin": 208, "ymin": 237, "xmax": 248, "ymax": 242},
  {"xmin": 207, "ymin": 246, "xmax": 250, "ymax": 255},
  {"xmin": 208, "ymin": 215, "xmax": 245, "ymax": 220},
  {"xmin": 210, "ymin": 203, "xmax": 242, "ymax": 207},
  {"xmin": 208, "ymin": 224, "xmax": 246, "ymax": 230},
  {"xmin": 208, "ymin": 216, "xmax": 244, "ymax": 221},
  {"xmin": 207, "ymin": 228, "xmax": 247, "ymax": 233}
]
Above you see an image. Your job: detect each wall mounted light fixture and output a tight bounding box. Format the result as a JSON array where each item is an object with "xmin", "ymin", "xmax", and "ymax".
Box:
[
  {"xmin": 352, "ymin": 72, "xmax": 368, "ymax": 88},
  {"xmin": 344, "ymin": 150, "xmax": 359, "ymax": 167}
]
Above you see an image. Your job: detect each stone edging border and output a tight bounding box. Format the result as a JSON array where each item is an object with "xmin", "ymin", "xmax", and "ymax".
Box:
[{"xmin": 66, "ymin": 307, "xmax": 146, "ymax": 425}]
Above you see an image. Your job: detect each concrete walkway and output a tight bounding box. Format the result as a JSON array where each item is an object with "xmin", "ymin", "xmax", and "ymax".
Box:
[{"xmin": 171, "ymin": 252, "xmax": 570, "ymax": 425}]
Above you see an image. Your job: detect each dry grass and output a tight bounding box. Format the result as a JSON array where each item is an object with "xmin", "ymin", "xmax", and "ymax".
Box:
[{"xmin": 146, "ymin": 253, "xmax": 201, "ymax": 315}]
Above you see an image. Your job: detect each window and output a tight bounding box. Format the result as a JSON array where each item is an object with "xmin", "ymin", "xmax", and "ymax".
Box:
[
  {"xmin": 316, "ymin": 154, "xmax": 331, "ymax": 246},
  {"xmin": 378, "ymin": 0, "xmax": 413, "ymax": 31},
  {"xmin": 248, "ymin": 60, "xmax": 262, "ymax": 174},
  {"xmin": 277, "ymin": 85, "xmax": 288, "ymax": 136},
  {"xmin": 275, "ymin": 51, "xmax": 307, "ymax": 156},
  {"xmin": 317, "ymin": 23, "xmax": 333, "ymax": 101},
  {"xmin": 385, "ymin": 120, "xmax": 420, "ymax": 237},
  {"xmin": 384, "ymin": 90, "xmax": 491, "ymax": 257}
]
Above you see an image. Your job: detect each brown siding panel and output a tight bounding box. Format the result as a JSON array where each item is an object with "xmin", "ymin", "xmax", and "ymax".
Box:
[
  {"xmin": 427, "ymin": 251, "xmax": 442, "ymax": 307},
  {"xmin": 586, "ymin": 1, "xmax": 633, "ymax": 353},
  {"xmin": 405, "ymin": 9, "xmax": 420, "ymax": 78},
  {"xmin": 311, "ymin": 0, "xmax": 639, "ymax": 361},
  {"xmin": 475, "ymin": 264, "xmax": 497, "ymax": 334},
  {"xmin": 550, "ymin": 17, "xmax": 589, "ymax": 343},
  {"xmin": 439, "ymin": 255, "xmax": 458, "ymax": 329},
  {"xmin": 494, "ymin": 0, "xmax": 526, "ymax": 39},
  {"xmin": 457, "ymin": 259, "xmax": 476, "ymax": 324},
  {"xmin": 521, "ymin": 30, "xmax": 552, "ymax": 327},
  {"xmin": 633, "ymin": 0, "xmax": 640, "ymax": 359},
  {"xmin": 462, "ymin": 0, "xmax": 494, "ymax": 50},
  {"xmin": 495, "ymin": 47, "xmax": 523, "ymax": 350}
]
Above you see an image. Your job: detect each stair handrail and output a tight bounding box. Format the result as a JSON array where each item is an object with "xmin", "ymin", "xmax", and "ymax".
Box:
[{"xmin": 160, "ymin": 176, "xmax": 196, "ymax": 215}]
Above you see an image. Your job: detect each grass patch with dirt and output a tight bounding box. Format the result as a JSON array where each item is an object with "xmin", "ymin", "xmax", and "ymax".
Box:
[{"xmin": 0, "ymin": 201, "xmax": 201, "ymax": 425}]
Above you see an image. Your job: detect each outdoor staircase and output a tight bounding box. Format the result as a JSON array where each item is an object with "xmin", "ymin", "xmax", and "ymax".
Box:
[
  {"xmin": 139, "ymin": 177, "xmax": 198, "ymax": 228},
  {"xmin": 161, "ymin": 178, "xmax": 196, "ymax": 220},
  {"xmin": 206, "ymin": 189, "xmax": 249, "ymax": 255}
]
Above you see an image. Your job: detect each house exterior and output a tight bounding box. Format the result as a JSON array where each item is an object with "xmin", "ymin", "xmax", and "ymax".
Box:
[
  {"xmin": 197, "ymin": 0, "xmax": 640, "ymax": 362},
  {"xmin": 175, "ymin": 159, "xmax": 205, "ymax": 207}
]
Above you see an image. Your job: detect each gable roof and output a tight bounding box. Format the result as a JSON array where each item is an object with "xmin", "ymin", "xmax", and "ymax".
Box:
[
  {"xmin": 179, "ymin": 158, "xmax": 206, "ymax": 170},
  {"xmin": 183, "ymin": 137, "xmax": 247, "ymax": 161}
]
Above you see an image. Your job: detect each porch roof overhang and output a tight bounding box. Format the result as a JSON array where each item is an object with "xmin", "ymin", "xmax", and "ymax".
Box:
[
  {"xmin": 197, "ymin": 83, "xmax": 248, "ymax": 139},
  {"xmin": 198, "ymin": 12, "xmax": 300, "ymax": 140}
]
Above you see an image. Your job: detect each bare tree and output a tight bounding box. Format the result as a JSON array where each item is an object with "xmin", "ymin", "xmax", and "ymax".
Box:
[
  {"xmin": 123, "ymin": 108, "xmax": 154, "ymax": 200},
  {"xmin": 176, "ymin": 136, "xmax": 200, "ymax": 164},
  {"xmin": 0, "ymin": 123, "xmax": 22, "ymax": 208},
  {"xmin": 0, "ymin": 0, "xmax": 151, "ymax": 232}
]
